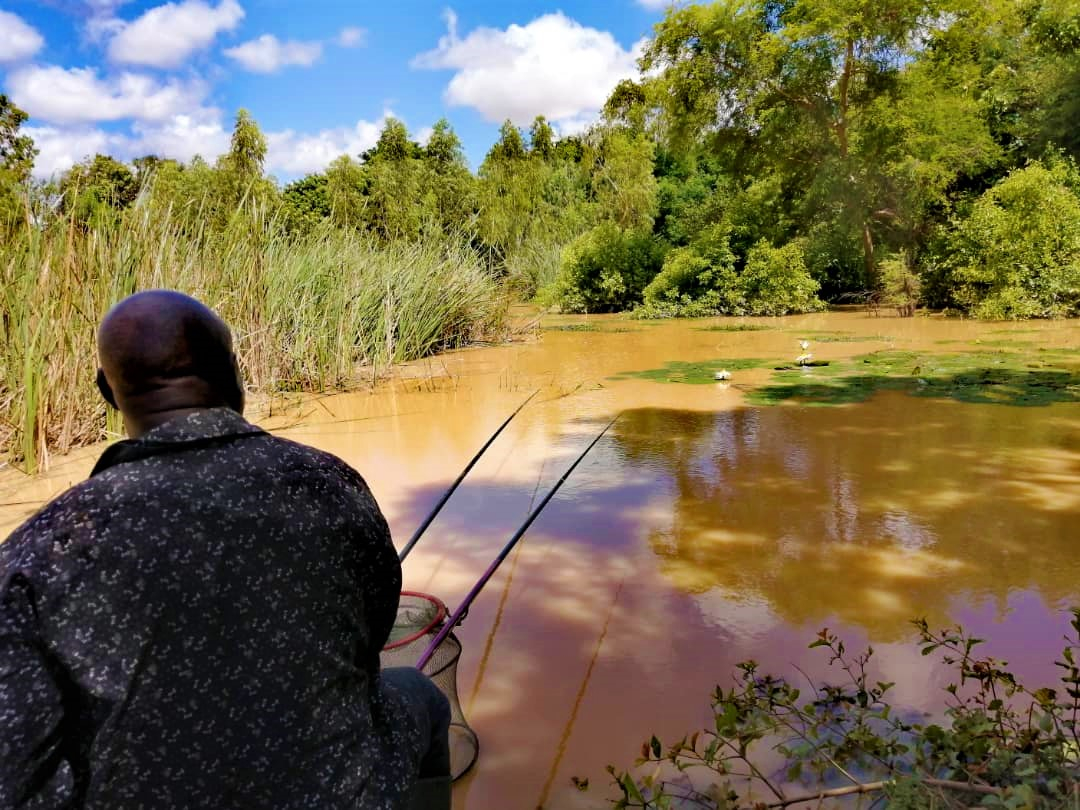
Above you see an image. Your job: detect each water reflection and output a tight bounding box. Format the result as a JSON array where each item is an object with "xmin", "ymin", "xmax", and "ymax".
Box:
[
  {"xmin": 2, "ymin": 312, "xmax": 1078, "ymax": 809},
  {"xmin": 612, "ymin": 393, "xmax": 1080, "ymax": 639}
]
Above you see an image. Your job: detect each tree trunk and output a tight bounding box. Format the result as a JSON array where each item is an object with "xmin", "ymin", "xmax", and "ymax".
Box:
[
  {"xmin": 862, "ymin": 220, "xmax": 876, "ymax": 288},
  {"xmin": 836, "ymin": 38, "xmax": 854, "ymax": 158}
]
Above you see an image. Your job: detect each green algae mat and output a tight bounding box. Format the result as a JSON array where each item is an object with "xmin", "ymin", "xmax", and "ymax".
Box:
[{"xmin": 612, "ymin": 347, "xmax": 1080, "ymax": 407}]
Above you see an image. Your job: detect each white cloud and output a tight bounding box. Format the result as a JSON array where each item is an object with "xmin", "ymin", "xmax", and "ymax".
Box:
[
  {"xmin": 637, "ymin": 0, "xmax": 675, "ymax": 9},
  {"xmin": 24, "ymin": 126, "xmax": 113, "ymax": 178},
  {"xmin": 0, "ymin": 10, "xmax": 44, "ymax": 62},
  {"xmin": 7, "ymin": 65, "xmax": 209, "ymax": 125},
  {"xmin": 224, "ymin": 34, "xmax": 323, "ymax": 73},
  {"xmin": 129, "ymin": 112, "xmax": 230, "ymax": 162},
  {"xmin": 108, "ymin": 0, "xmax": 244, "ymax": 68},
  {"xmin": 413, "ymin": 10, "xmax": 645, "ymax": 129},
  {"xmin": 337, "ymin": 26, "xmax": 366, "ymax": 48},
  {"xmin": 26, "ymin": 111, "xmax": 231, "ymax": 179},
  {"xmin": 265, "ymin": 114, "xmax": 391, "ymax": 175}
]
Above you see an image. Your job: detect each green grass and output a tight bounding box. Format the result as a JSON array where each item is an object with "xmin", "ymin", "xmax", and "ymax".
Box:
[
  {"xmin": 788, "ymin": 331, "xmax": 895, "ymax": 343},
  {"xmin": 747, "ymin": 349, "xmax": 1080, "ymax": 407},
  {"xmin": 542, "ymin": 323, "xmax": 602, "ymax": 332},
  {"xmin": 611, "ymin": 347, "xmax": 1080, "ymax": 407},
  {"xmin": 697, "ymin": 323, "xmax": 774, "ymax": 333},
  {"xmin": 609, "ymin": 357, "xmax": 774, "ymax": 384},
  {"xmin": 0, "ymin": 204, "xmax": 506, "ymax": 471}
]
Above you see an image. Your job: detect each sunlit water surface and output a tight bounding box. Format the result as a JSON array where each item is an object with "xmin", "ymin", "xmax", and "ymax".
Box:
[{"xmin": 2, "ymin": 311, "xmax": 1078, "ymax": 808}]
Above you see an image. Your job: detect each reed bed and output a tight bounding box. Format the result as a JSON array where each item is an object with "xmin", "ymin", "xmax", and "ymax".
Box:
[{"xmin": 0, "ymin": 204, "xmax": 507, "ymax": 472}]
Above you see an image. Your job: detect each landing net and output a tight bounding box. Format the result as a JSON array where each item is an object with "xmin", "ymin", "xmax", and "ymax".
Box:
[{"xmin": 381, "ymin": 591, "xmax": 479, "ymax": 781}]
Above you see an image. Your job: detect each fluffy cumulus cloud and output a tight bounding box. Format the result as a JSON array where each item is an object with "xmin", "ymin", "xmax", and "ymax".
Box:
[
  {"xmin": 0, "ymin": 10, "xmax": 44, "ymax": 62},
  {"xmin": 337, "ymin": 27, "xmax": 366, "ymax": 48},
  {"xmin": 108, "ymin": 0, "xmax": 244, "ymax": 68},
  {"xmin": 266, "ymin": 114, "xmax": 391, "ymax": 175},
  {"xmin": 224, "ymin": 34, "xmax": 323, "ymax": 73},
  {"xmin": 413, "ymin": 10, "xmax": 644, "ymax": 128},
  {"xmin": 26, "ymin": 111, "xmax": 393, "ymax": 179},
  {"xmin": 25, "ymin": 113, "xmax": 231, "ymax": 178},
  {"xmin": 6, "ymin": 65, "xmax": 209, "ymax": 125},
  {"xmin": 24, "ymin": 126, "xmax": 114, "ymax": 177}
]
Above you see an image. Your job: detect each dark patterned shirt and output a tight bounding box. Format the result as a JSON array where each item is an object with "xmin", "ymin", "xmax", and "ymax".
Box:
[{"xmin": 0, "ymin": 408, "xmax": 424, "ymax": 810}]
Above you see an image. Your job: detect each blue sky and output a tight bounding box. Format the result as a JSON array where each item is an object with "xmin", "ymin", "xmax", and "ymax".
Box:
[{"xmin": 0, "ymin": 0, "xmax": 669, "ymax": 179}]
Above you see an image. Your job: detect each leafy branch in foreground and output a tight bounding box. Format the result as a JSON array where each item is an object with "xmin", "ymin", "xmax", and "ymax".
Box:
[{"xmin": 602, "ymin": 610, "xmax": 1080, "ymax": 809}]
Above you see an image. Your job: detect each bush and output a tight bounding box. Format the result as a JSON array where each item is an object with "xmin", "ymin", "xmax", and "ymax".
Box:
[
  {"xmin": 637, "ymin": 235, "xmax": 824, "ymax": 318},
  {"xmin": 609, "ymin": 612, "xmax": 1080, "ymax": 809},
  {"xmin": 554, "ymin": 223, "xmax": 668, "ymax": 312},
  {"xmin": 945, "ymin": 161, "xmax": 1080, "ymax": 319},
  {"xmin": 640, "ymin": 224, "xmax": 740, "ymax": 317},
  {"xmin": 737, "ymin": 240, "xmax": 825, "ymax": 316},
  {"xmin": 879, "ymin": 252, "xmax": 922, "ymax": 316}
]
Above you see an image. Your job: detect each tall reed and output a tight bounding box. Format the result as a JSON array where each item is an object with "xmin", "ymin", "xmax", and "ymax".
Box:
[{"xmin": 0, "ymin": 203, "xmax": 506, "ymax": 472}]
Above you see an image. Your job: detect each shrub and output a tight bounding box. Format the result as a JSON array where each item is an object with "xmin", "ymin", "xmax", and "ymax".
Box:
[
  {"xmin": 640, "ymin": 225, "xmax": 740, "ymax": 317},
  {"xmin": 637, "ymin": 235, "xmax": 824, "ymax": 318},
  {"xmin": 554, "ymin": 222, "xmax": 667, "ymax": 312},
  {"xmin": 608, "ymin": 612, "xmax": 1080, "ymax": 809},
  {"xmin": 738, "ymin": 240, "xmax": 825, "ymax": 316},
  {"xmin": 945, "ymin": 161, "xmax": 1080, "ymax": 319},
  {"xmin": 879, "ymin": 252, "xmax": 922, "ymax": 316}
]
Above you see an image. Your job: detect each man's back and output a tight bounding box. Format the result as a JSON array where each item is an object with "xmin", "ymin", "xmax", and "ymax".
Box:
[{"xmin": 0, "ymin": 408, "xmax": 421, "ymax": 809}]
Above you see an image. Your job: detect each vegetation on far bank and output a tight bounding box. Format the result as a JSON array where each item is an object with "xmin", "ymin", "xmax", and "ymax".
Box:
[{"xmin": 2, "ymin": 0, "xmax": 1079, "ymax": 468}]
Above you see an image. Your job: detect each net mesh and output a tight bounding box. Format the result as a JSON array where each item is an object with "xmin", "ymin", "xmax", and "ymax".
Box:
[{"xmin": 381, "ymin": 592, "xmax": 479, "ymax": 781}]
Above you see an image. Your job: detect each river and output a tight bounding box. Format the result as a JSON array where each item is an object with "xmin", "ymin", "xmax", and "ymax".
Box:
[{"xmin": 2, "ymin": 310, "xmax": 1078, "ymax": 808}]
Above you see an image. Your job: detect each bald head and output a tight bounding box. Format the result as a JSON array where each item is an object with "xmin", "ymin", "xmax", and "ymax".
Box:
[{"xmin": 97, "ymin": 290, "xmax": 244, "ymax": 437}]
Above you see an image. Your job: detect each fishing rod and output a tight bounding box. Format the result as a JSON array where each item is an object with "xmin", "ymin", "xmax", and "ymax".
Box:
[
  {"xmin": 415, "ymin": 415, "xmax": 619, "ymax": 670},
  {"xmin": 398, "ymin": 390, "xmax": 539, "ymax": 562}
]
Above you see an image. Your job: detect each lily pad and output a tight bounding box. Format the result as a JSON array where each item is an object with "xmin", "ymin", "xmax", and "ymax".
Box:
[{"xmin": 610, "ymin": 357, "xmax": 773, "ymax": 385}]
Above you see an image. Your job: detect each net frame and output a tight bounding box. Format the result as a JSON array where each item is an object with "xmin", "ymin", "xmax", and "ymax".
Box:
[{"xmin": 381, "ymin": 591, "xmax": 479, "ymax": 781}]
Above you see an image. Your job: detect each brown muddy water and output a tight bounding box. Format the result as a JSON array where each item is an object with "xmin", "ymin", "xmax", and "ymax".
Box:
[{"xmin": 2, "ymin": 311, "xmax": 1079, "ymax": 808}]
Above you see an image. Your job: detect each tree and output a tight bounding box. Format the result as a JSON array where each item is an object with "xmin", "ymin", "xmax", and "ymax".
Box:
[
  {"xmin": 946, "ymin": 160, "xmax": 1080, "ymax": 318},
  {"xmin": 420, "ymin": 119, "xmax": 475, "ymax": 236},
  {"xmin": 640, "ymin": 0, "xmax": 959, "ymax": 286},
  {"xmin": 0, "ymin": 95, "xmax": 36, "ymax": 182},
  {"xmin": 364, "ymin": 118, "xmax": 422, "ymax": 241},
  {"xmin": 528, "ymin": 116, "xmax": 555, "ymax": 161},
  {"xmin": 487, "ymin": 121, "xmax": 527, "ymax": 163},
  {"xmin": 325, "ymin": 155, "xmax": 366, "ymax": 230},
  {"xmin": 223, "ymin": 108, "xmax": 267, "ymax": 187},
  {"xmin": 60, "ymin": 154, "xmax": 139, "ymax": 225},
  {"xmin": 589, "ymin": 128, "xmax": 659, "ymax": 231},
  {"xmin": 0, "ymin": 95, "xmax": 35, "ymax": 229},
  {"xmin": 282, "ymin": 173, "xmax": 331, "ymax": 234}
]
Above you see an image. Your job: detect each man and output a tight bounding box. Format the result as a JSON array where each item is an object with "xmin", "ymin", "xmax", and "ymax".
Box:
[{"xmin": 0, "ymin": 290, "xmax": 450, "ymax": 809}]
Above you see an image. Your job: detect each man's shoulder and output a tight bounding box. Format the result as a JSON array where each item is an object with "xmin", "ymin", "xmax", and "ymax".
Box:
[
  {"xmin": 253, "ymin": 434, "xmax": 370, "ymax": 487},
  {"xmin": 1, "ymin": 476, "xmax": 112, "ymax": 563}
]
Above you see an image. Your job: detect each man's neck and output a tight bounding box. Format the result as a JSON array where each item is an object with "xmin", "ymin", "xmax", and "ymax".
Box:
[{"xmin": 125, "ymin": 406, "xmax": 221, "ymax": 439}]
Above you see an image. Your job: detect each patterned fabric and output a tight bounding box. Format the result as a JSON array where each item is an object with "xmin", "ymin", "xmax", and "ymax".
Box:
[{"xmin": 0, "ymin": 408, "xmax": 424, "ymax": 810}]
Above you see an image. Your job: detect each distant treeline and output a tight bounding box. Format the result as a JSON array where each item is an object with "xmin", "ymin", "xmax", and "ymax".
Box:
[{"xmin": 3, "ymin": 0, "xmax": 1079, "ymax": 323}]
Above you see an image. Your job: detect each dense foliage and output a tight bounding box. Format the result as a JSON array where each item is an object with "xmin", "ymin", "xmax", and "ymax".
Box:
[{"xmin": 1, "ymin": 0, "xmax": 1078, "ymax": 465}]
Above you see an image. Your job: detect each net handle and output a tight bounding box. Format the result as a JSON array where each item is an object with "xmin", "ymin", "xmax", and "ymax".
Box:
[{"xmin": 383, "ymin": 591, "xmax": 448, "ymax": 651}]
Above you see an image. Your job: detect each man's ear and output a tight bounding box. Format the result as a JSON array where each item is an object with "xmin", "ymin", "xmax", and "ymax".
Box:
[
  {"xmin": 96, "ymin": 368, "xmax": 118, "ymax": 409},
  {"xmin": 227, "ymin": 352, "xmax": 245, "ymax": 414}
]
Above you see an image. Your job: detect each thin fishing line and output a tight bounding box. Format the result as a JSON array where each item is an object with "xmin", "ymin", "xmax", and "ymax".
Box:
[{"xmin": 416, "ymin": 414, "xmax": 619, "ymax": 670}]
